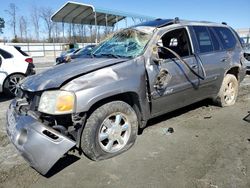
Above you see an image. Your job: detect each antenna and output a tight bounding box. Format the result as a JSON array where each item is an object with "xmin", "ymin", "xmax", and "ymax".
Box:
[{"xmin": 174, "ymin": 17, "xmax": 180, "ymax": 23}]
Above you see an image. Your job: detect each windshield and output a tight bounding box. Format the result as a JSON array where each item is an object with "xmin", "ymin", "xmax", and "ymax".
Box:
[{"xmin": 92, "ymin": 27, "xmax": 153, "ymax": 58}]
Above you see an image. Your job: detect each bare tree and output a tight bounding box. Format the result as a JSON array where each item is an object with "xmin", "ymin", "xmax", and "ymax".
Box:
[
  {"xmin": 0, "ymin": 18, "xmax": 5, "ymax": 34},
  {"xmin": 40, "ymin": 7, "xmax": 54, "ymax": 42},
  {"xmin": 19, "ymin": 16, "xmax": 28, "ymax": 42},
  {"xmin": 31, "ymin": 5, "xmax": 40, "ymax": 40},
  {"xmin": 67, "ymin": 23, "xmax": 72, "ymax": 42},
  {"xmin": 5, "ymin": 3, "xmax": 18, "ymax": 39},
  {"xmin": 88, "ymin": 25, "xmax": 93, "ymax": 43},
  {"xmin": 53, "ymin": 22, "xmax": 61, "ymax": 42},
  {"xmin": 75, "ymin": 24, "xmax": 82, "ymax": 42}
]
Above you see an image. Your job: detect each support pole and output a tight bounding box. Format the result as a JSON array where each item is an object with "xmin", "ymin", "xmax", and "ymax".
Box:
[
  {"xmin": 116, "ymin": 16, "xmax": 118, "ymax": 31},
  {"xmin": 90, "ymin": 25, "xmax": 93, "ymax": 44},
  {"xmin": 73, "ymin": 23, "xmax": 75, "ymax": 43},
  {"xmin": 81, "ymin": 24, "xmax": 83, "ymax": 43},
  {"xmin": 105, "ymin": 14, "xmax": 108, "ymax": 37},
  {"xmin": 95, "ymin": 12, "xmax": 97, "ymax": 43},
  {"xmin": 62, "ymin": 22, "xmax": 65, "ymax": 42}
]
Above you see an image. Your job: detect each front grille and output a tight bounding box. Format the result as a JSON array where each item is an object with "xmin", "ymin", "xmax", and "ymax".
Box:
[{"xmin": 16, "ymin": 89, "xmax": 41, "ymax": 112}]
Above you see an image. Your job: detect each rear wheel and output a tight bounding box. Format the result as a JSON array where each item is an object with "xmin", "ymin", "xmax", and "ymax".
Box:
[
  {"xmin": 81, "ymin": 101, "xmax": 138, "ymax": 160},
  {"xmin": 3, "ymin": 74, "xmax": 25, "ymax": 97},
  {"xmin": 214, "ymin": 74, "xmax": 238, "ymax": 107}
]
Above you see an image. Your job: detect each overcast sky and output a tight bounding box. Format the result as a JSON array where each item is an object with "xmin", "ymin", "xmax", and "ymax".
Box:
[{"xmin": 1, "ymin": 0, "xmax": 250, "ymax": 39}]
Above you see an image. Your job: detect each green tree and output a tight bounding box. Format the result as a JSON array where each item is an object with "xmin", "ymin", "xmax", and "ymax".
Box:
[{"xmin": 0, "ymin": 18, "xmax": 5, "ymax": 34}]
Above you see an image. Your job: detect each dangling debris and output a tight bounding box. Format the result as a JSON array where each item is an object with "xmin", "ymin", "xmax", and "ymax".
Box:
[
  {"xmin": 243, "ymin": 111, "xmax": 250, "ymax": 123},
  {"xmin": 163, "ymin": 127, "xmax": 174, "ymax": 135},
  {"xmin": 204, "ymin": 115, "xmax": 212, "ymax": 119}
]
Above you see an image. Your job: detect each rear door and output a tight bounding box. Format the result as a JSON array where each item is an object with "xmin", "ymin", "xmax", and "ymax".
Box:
[
  {"xmin": 0, "ymin": 48, "xmax": 14, "ymax": 87},
  {"xmin": 191, "ymin": 26, "xmax": 226, "ymax": 95}
]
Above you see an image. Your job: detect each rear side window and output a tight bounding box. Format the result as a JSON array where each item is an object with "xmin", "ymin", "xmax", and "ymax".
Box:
[
  {"xmin": 14, "ymin": 46, "xmax": 29, "ymax": 56},
  {"xmin": 193, "ymin": 26, "xmax": 213, "ymax": 53},
  {"xmin": 213, "ymin": 27, "xmax": 236, "ymax": 50},
  {"xmin": 207, "ymin": 27, "xmax": 221, "ymax": 51},
  {"xmin": 0, "ymin": 48, "xmax": 13, "ymax": 59}
]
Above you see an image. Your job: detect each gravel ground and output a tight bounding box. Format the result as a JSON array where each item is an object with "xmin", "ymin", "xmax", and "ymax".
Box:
[{"xmin": 0, "ymin": 74, "xmax": 249, "ymax": 188}]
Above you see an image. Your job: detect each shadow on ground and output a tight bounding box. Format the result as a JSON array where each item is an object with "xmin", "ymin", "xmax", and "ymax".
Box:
[
  {"xmin": 0, "ymin": 94, "xmax": 12, "ymax": 103},
  {"xmin": 143, "ymin": 99, "xmax": 213, "ymax": 132},
  {"xmin": 45, "ymin": 154, "xmax": 80, "ymax": 178}
]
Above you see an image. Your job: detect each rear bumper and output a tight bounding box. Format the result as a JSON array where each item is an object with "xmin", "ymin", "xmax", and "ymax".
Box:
[
  {"xmin": 25, "ymin": 63, "xmax": 36, "ymax": 76},
  {"xmin": 6, "ymin": 100, "xmax": 76, "ymax": 175}
]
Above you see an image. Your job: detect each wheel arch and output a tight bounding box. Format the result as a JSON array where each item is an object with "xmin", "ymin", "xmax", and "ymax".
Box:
[
  {"xmin": 87, "ymin": 92, "xmax": 145, "ymax": 128},
  {"xmin": 225, "ymin": 66, "xmax": 240, "ymax": 80},
  {"xmin": 3, "ymin": 72, "xmax": 26, "ymax": 85}
]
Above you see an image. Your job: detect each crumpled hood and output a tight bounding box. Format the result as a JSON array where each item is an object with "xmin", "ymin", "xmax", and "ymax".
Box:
[{"xmin": 21, "ymin": 58, "xmax": 125, "ymax": 92}]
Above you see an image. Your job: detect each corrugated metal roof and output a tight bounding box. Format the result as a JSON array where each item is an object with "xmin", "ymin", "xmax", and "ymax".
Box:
[{"xmin": 51, "ymin": 1, "xmax": 155, "ymax": 26}]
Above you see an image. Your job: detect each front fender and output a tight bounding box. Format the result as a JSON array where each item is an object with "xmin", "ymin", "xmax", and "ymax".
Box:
[{"xmin": 62, "ymin": 58, "xmax": 148, "ymax": 115}]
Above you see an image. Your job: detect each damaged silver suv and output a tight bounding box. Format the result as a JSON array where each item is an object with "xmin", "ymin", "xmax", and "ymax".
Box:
[{"xmin": 6, "ymin": 18, "xmax": 247, "ymax": 175}]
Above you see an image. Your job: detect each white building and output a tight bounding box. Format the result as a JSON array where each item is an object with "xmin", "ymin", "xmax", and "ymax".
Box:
[{"xmin": 236, "ymin": 28, "xmax": 250, "ymax": 44}]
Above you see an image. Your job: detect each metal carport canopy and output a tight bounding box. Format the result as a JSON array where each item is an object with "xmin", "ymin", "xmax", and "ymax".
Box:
[{"xmin": 51, "ymin": 1, "xmax": 155, "ymax": 27}]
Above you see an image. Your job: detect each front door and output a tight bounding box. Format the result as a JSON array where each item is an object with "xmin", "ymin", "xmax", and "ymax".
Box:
[{"xmin": 146, "ymin": 27, "xmax": 201, "ymax": 117}]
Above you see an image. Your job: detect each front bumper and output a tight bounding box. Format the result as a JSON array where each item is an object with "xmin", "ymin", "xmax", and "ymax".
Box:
[{"xmin": 6, "ymin": 100, "xmax": 76, "ymax": 175}]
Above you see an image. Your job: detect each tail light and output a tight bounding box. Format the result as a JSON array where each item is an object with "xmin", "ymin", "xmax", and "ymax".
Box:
[{"xmin": 25, "ymin": 58, "xmax": 33, "ymax": 63}]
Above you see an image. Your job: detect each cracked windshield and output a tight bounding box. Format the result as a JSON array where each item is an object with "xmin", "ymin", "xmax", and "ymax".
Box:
[{"xmin": 92, "ymin": 27, "xmax": 154, "ymax": 58}]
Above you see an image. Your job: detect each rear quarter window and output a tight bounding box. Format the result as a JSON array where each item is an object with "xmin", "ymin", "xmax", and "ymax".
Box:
[
  {"xmin": 213, "ymin": 27, "xmax": 236, "ymax": 50},
  {"xmin": 0, "ymin": 48, "xmax": 13, "ymax": 59}
]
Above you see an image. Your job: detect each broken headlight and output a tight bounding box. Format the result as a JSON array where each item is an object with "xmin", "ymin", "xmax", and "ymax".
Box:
[{"xmin": 38, "ymin": 90, "xmax": 75, "ymax": 115}]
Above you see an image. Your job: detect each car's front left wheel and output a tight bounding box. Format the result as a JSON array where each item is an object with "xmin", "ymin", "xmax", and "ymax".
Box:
[{"xmin": 81, "ymin": 101, "xmax": 138, "ymax": 160}]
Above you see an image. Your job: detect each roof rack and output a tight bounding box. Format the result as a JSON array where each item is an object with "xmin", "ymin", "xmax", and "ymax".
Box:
[{"xmin": 158, "ymin": 17, "xmax": 180, "ymax": 28}]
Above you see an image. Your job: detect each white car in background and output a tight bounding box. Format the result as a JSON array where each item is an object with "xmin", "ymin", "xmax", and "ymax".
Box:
[
  {"xmin": 243, "ymin": 45, "xmax": 250, "ymax": 72},
  {"xmin": 0, "ymin": 45, "xmax": 35, "ymax": 96}
]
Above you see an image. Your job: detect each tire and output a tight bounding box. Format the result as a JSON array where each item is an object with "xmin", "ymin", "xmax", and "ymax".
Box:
[
  {"xmin": 214, "ymin": 74, "xmax": 238, "ymax": 107},
  {"xmin": 81, "ymin": 101, "xmax": 138, "ymax": 161},
  {"xmin": 3, "ymin": 74, "xmax": 25, "ymax": 97}
]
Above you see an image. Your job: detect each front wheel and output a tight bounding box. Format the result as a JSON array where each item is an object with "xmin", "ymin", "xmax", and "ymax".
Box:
[
  {"xmin": 3, "ymin": 74, "xmax": 25, "ymax": 97},
  {"xmin": 214, "ymin": 74, "xmax": 239, "ymax": 107},
  {"xmin": 81, "ymin": 101, "xmax": 138, "ymax": 160}
]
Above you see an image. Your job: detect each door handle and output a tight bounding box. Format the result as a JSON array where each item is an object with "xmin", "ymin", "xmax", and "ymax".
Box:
[
  {"xmin": 220, "ymin": 57, "xmax": 228, "ymax": 62},
  {"xmin": 191, "ymin": 64, "xmax": 198, "ymax": 69}
]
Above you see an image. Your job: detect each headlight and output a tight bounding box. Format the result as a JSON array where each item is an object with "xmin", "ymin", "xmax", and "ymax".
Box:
[{"xmin": 38, "ymin": 90, "xmax": 75, "ymax": 115}]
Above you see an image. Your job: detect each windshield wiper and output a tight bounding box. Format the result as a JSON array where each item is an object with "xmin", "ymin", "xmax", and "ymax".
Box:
[{"xmin": 94, "ymin": 53, "xmax": 121, "ymax": 58}]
